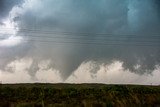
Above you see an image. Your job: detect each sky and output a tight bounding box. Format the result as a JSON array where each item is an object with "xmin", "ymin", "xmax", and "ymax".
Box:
[{"xmin": 0, "ymin": 0, "xmax": 160, "ymax": 84}]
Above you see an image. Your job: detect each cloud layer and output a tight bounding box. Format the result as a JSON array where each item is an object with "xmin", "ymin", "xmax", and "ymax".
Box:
[{"xmin": 0, "ymin": 0, "xmax": 160, "ymax": 84}]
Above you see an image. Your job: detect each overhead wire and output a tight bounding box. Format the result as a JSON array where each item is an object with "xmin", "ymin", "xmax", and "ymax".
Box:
[
  {"xmin": 1, "ymin": 28, "xmax": 160, "ymax": 38},
  {"xmin": 0, "ymin": 28, "xmax": 160, "ymax": 47}
]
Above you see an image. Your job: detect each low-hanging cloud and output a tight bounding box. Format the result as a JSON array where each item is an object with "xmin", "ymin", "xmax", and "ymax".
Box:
[
  {"xmin": 66, "ymin": 60, "xmax": 160, "ymax": 85},
  {"xmin": 0, "ymin": 0, "xmax": 160, "ymax": 83},
  {"xmin": 1, "ymin": 60, "xmax": 160, "ymax": 85}
]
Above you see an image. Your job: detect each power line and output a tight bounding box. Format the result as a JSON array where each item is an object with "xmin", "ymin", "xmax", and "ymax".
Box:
[
  {"xmin": 0, "ymin": 33, "xmax": 160, "ymax": 43},
  {"xmin": 0, "ymin": 28, "xmax": 160, "ymax": 47},
  {"xmin": 0, "ymin": 36, "xmax": 159, "ymax": 45},
  {"xmin": 0, "ymin": 36, "xmax": 160, "ymax": 47},
  {"xmin": 0, "ymin": 32, "xmax": 160, "ymax": 42},
  {"xmin": 1, "ymin": 28, "xmax": 160, "ymax": 38}
]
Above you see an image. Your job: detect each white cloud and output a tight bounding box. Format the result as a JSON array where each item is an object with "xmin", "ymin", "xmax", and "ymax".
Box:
[
  {"xmin": 0, "ymin": 19, "xmax": 16, "ymax": 34},
  {"xmin": 0, "ymin": 36, "xmax": 23, "ymax": 47},
  {"xmin": 0, "ymin": 18, "xmax": 23, "ymax": 47},
  {"xmin": 35, "ymin": 69, "xmax": 62, "ymax": 83},
  {"xmin": 1, "ymin": 58, "xmax": 32, "ymax": 83},
  {"xmin": 0, "ymin": 58, "xmax": 62, "ymax": 83}
]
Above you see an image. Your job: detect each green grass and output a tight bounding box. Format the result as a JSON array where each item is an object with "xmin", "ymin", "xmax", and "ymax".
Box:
[{"xmin": 0, "ymin": 83, "xmax": 160, "ymax": 107}]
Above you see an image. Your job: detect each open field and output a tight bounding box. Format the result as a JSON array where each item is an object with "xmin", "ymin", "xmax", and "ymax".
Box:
[{"xmin": 0, "ymin": 83, "xmax": 160, "ymax": 107}]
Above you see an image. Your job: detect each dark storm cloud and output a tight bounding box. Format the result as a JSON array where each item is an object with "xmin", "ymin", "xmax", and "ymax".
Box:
[
  {"xmin": 154, "ymin": 0, "xmax": 160, "ymax": 10},
  {"xmin": 0, "ymin": 0, "xmax": 23, "ymax": 20},
  {"xmin": 1, "ymin": 0, "xmax": 160, "ymax": 80},
  {"xmin": 13, "ymin": 0, "xmax": 130, "ymax": 79}
]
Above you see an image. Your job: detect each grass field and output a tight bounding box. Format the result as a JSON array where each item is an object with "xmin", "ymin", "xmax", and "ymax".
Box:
[{"xmin": 0, "ymin": 83, "xmax": 160, "ymax": 107}]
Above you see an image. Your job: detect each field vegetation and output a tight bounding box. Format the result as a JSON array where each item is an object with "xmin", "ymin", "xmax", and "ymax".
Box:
[{"xmin": 0, "ymin": 83, "xmax": 160, "ymax": 107}]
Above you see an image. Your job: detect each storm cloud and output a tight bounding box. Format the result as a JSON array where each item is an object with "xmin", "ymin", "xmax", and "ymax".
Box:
[
  {"xmin": 0, "ymin": 0, "xmax": 160, "ymax": 83},
  {"xmin": 0, "ymin": 0, "xmax": 23, "ymax": 21}
]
